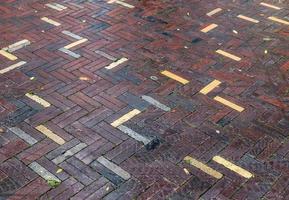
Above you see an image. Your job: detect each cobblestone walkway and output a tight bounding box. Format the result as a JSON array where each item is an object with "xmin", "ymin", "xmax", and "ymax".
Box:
[{"xmin": 0, "ymin": 0, "xmax": 289, "ymax": 199}]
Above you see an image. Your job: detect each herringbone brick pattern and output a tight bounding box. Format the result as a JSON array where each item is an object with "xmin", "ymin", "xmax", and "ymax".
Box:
[{"xmin": 0, "ymin": 0, "xmax": 288, "ymax": 199}]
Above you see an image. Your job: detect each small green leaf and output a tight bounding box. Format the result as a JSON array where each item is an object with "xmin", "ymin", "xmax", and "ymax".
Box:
[{"xmin": 47, "ymin": 179, "xmax": 61, "ymax": 188}]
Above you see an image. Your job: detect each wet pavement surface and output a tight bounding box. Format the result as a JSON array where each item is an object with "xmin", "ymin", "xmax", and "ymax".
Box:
[{"xmin": 0, "ymin": 0, "xmax": 289, "ymax": 199}]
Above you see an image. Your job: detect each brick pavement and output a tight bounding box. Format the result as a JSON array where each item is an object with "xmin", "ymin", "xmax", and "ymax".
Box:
[{"xmin": 0, "ymin": 0, "xmax": 288, "ymax": 199}]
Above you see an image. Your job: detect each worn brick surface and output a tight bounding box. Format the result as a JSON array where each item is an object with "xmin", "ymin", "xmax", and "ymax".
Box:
[{"xmin": 0, "ymin": 0, "xmax": 288, "ymax": 199}]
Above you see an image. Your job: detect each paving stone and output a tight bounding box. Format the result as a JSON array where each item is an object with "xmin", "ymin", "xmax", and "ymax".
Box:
[
  {"xmin": 62, "ymin": 31, "xmax": 83, "ymax": 40},
  {"xmin": 0, "ymin": 61, "xmax": 27, "ymax": 74},
  {"xmin": 117, "ymin": 125, "xmax": 151, "ymax": 145},
  {"xmin": 17, "ymin": 138, "xmax": 58, "ymax": 164},
  {"xmin": 169, "ymin": 176, "xmax": 211, "ymax": 199},
  {"xmin": 59, "ymin": 161, "xmax": 93, "ymax": 186},
  {"xmin": 95, "ymin": 50, "xmax": 117, "ymax": 61},
  {"xmin": 52, "ymin": 142, "xmax": 87, "ymax": 164},
  {"xmin": 43, "ymin": 177, "xmax": 83, "ymax": 200},
  {"xmin": 29, "ymin": 161, "xmax": 60, "ymax": 182},
  {"xmin": 118, "ymin": 92, "xmax": 150, "ymax": 111},
  {"xmin": 103, "ymin": 178, "xmax": 144, "ymax": 200},
  {"xmin": 37, "ymin": 157, "xmax": 70, "ymax": 181},
  {"xmin": 96, "ymin": 156, "xmax": 131, "ymax": 180},
  {"xmin": 141, "ymin": 95, "xmax": 171, "ymax": 111},
  {"xmin": 90, "ymin": 160, "xmax": 125, "ymax": 186},
  {"xmin": 0, "ymin": 0, "xmax": 288, "ymax": 198},
  {"xmin": 46, "ymin": 138, "xmax": 80, "ymax": 160},
  {"xmin": 70, "ymin": 177, "xmax": 110, "ymax": 200},
  {"xmin": 8, "ymin": 127, "xmax": 37, "ymax": 145},
  {"xmin": 59, "ymin": 48, "xmax": 81, "ymax": 58}
]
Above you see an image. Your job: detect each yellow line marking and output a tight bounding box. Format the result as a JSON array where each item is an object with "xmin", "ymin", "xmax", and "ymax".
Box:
[
  {"xmin": 63, "ymin": 38, "xmax": 88, "ymax": 49},
  {"xmin": 237, "ymin": 15, "xmax": 259, "ymax": 23},
  {"xmin": 201, "ymin": 24, "xmax": 218, "ymax": 33},
  {"xmin": 184, "ymin": 156, "xmax": 223, "ymax": 179},
  {"xmin": 25, "ymin": 93, "xmax": 51, "ymax": 108},
  {"xmin": 206, "ymin": 8, "xmax": 222, "ymax": 16},
  {"xmin": 260, "ymin": 2, "xmax": 281, "ymax": 10},
  {"xmin": 105, "ymin": 57, "xmax": 128, "ymax": 69},
  {"xmin": 161, "ymin": 70, "xmax": 189, "ymax": 84},
  {"xmin": 111, "ymin": 109, "xmax": 141, "ymax": 127},
  {"xmin": 214, "ymin": 96, "xmax": 244, "ymax": 112},
  {"xmin": 0, "ymin": 61, "xmax": 26, "ymax": 74},
  {"xmin": 0, "ymin": 50, "xmax": 17, "ymax": 60},
  {"xmin": 41, "ymin": 17, "xmax": 61, "ymax": 26},
  {"xmin": 216, "ymin": 50, "xmax": 241, "ymax": 61},
  {"xmin": 199, "ymin": 80, "xmax": 221, "ymax": 95},
  {"xmin": 268, "ymin": 16, "xmax": 289, "ymax": 25},
  {"xmin": 35, "ymin": 125, "xmax": 65, "ymax": 145},
  {"xmin": 213, "ymin": 156, "xmax": 254, "ymax": 178}
]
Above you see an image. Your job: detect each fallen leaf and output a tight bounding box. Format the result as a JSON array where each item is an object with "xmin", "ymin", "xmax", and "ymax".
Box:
[
  {"xmin": 47, "ymin": 179, "xmax": 61, "ymax": 188},
  {"xmin": 79, "ymin": 76, "xmax": 90, "ymax": 81},
  {"xmin": 183, "ymin": 168, "xmax": 190, "ymax": 175}
]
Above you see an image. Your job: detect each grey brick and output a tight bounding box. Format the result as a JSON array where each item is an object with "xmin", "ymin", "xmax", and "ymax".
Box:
[
  {"xmin": 52, "ymin": 143, "xmax": 87, "ymax": 164},
  {"xmin": 8, "ymin": 127, "xmax": 37, "ymax": 145},
  {"xmin": 141, "ymin": 95, "xmax": 171, "ymax": 111},
  {"xmin": 97, "ymin": 156, "xmax": 131, "ymax": 180},
  {"xmin": 59, "ymin": 48, "xmax": 81, "ymax": 58},
  {"xmin": 95, "ymin": 50, "xmax": 117, "ymax": 61},
  {"xmin": 117, "ymin": 125, "xmax": 151, "ymax": 145},
  {"xmin": 46, "ymin": 138, "xmax": 80, "ymax": 160},
  {"xmin": 62, "ymin": 31, "xmax": 83, "ymax": 40},
  {"xmin": 29, "ymin": 162, "xmax": 60, "ymax": 182}
]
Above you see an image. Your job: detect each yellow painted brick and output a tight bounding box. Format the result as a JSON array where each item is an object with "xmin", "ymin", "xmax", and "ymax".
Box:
[
  {"xmin": 214, "ymin": 96, "xmax": 244, "ymax": 112},
  {"xmin": 213, "ymin": 156, "xmax": 254, "ymax": 178},
  {"xmin": 0, "ymin": 50, "xmax": 17, "ymax": 60},
  {"xmin": 161, "ymin": 70, "xmax": 189, "ymax": 84},
  {"xmin": 105, "ymin": 57, "xmax": 128, "ymax": 69},
  {"xmin": 0, "ymin": 61, "xmax": 26, "ymax": 74},
  {"xmin": 268, "ymin": 16, "xmax": 289, "ymax": 25},
  {"xmin": 25, "ymin": 93, "xmax": 51, "ymax": 107},
  {"xmin": 111, "ymin": 109, "xmax": 141, "ymax": 127},
  {"xmin": 108, "ymin": 0, "xmax": 134, "ymax": 8},
  {"xmin": 35, "ymin": 125, "xmax": 65, "ymax": 145},
  {"xmin": 237, "ymin": 15, "xmax": 259, "ymax": 23},
  {"xmin": 206, "ymin": 8, "xmax": 222, "ymax": 16},
  {"xmin": 260, "ymin": 2, "xmax": 281, "ymax": 10},
  {"xmin": 216, "ymin": 50, "xmax": 241, "ymax": 61},
  {"xmin": 184, "ymin": 156, "xmax": 223, "ymax": 179},
  {"xmin": 41, "ymin": 17, "xmax": 61, "ymax": 26},
  {"xmin": 115, "ymin": 0, "xmax": 134, "ymax": 8},
  {"xmin": 199, "ymin": 80, "xmax": 221, "ymax": 95},
  {"xmin": 201, "ymin": 24, "xmax": 218, "ymax": 33},
  {"xmin": 64, "ymin": 38, "xmax": 88, "ymax": 49}
]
